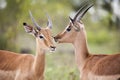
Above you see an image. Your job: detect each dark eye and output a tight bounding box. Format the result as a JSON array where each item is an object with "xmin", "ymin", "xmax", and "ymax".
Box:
[
  {"xmin": 39, "ymin": 35, "xmax": 44, "ymax": 39},
  {"xmin": 66, "ymin": 28, "xmax": 71, "ymax": 32}
]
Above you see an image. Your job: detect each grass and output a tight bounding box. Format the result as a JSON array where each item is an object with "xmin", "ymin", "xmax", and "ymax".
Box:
[
  {"xmin": 44, "ymin": 43, "xmax": 119, "ymax": 80},
  {"xmin": 45, "ymin": 52, "xmax": 79, "ymax": 80}
]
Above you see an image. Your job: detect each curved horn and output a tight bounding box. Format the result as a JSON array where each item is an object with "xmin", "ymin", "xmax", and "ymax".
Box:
[
  {"xmin": 76, "ymin": 4, "xmax": 93, "ymax": 21},
  {"xmin": 46, "ymin": 13, "xmax": 52, "ymax": 29},
  {"xmin": 73, "ymin": 0, "xmax": 93, "ymax": 22},
  {"xmin": 29, "ymin": 11, "xmax": 41, "ymax": 31}
]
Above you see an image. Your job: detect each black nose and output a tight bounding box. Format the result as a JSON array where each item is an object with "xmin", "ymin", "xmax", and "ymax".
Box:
[
  {"xmin": 50, "ymin": 46, "xmax": 56, "ymax": 49},
  {"xmin": 50, "ymin": 46, "xmax": 56, "ymax": 51}
]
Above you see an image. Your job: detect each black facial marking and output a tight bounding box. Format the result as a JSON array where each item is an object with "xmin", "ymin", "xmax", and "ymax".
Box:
[
  {"xmin": 117, "ymin": 78, "xmax": 120, "ymax": 80},
  {"xmin": 34, "ymin": 32, "xmax": 38, "ymax": 37}
]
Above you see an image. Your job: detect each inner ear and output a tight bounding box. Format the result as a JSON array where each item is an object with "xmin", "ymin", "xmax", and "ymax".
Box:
[
  {"xmin": 23, "ymin": 22, "xmax": 38, "ymax": 37},
  {"xmin": 23, "ymin": 22, "xmax": 33, "ymax": 33}
]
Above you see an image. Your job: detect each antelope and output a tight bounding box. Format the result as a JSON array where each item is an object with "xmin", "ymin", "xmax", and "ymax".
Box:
[
  {"xmin": 54, "ymin": 1, "xmax": 120, "ymax": 80},
  {"xmin": 0, "ymin": 11, "xmax": 56, "ymax": 80}
]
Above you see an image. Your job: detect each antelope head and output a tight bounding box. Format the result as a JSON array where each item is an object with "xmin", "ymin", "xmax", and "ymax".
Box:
[
  {"xmin": 54, "ymin": 0, "xmax": 93, "ymax": 44},
  {"xmin": 23, "ymin": 11, "xmax": 56, "ymax": 51}
]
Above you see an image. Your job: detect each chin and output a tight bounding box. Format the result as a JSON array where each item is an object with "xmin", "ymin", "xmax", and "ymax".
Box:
[{"xmin": 50, "ymin": 48, "xmax": 56, "ymax": 53}]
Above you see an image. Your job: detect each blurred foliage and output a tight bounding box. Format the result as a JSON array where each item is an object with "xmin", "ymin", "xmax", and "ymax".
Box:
[
  {"xmin": 0, "ymin": 0, "xmax": 23, "ymax": 51},
  {"xmin": 0, "ymin": 0, "xmax": 119, "ymax": 52},
  {"xmin": 0, "ymin": 0, "xmax": 120, "ymax": 80},
  {"xmin": 45, "ymin": 53, "xmax": 79, "ymax": 80}
]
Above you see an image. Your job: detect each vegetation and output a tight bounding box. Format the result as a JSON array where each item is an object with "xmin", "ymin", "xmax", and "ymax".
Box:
[{"xmin": 0, "ymin": 0, "xmax": 120, "ymax": 80}]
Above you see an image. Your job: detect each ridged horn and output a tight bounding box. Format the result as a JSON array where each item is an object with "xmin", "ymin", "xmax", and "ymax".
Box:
[
  {"xmin": 46, "ymin": 13, "xmax": 52, "ymax": 29},
  {"xmin": 73, "ymin": 0, "xmax": 93, "ymax": 22},
  {"xmin": 29, "ymin": 11, "xmax": 41, "ymax": 31}
]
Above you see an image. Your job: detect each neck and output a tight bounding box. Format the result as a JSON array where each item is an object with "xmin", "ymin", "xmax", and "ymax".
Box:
[
  {"xmin": 73, "ymin": 30, "xmax": 89, "ymax": 70},
  {"xmin": 32, "ymin": 39, "xmax": 45, "ymax": 77}
]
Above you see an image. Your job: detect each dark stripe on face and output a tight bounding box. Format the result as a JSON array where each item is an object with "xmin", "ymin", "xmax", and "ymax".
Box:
[{"xmin": 42, "ymin": 29, "xmax": 54, "ymax": 47}]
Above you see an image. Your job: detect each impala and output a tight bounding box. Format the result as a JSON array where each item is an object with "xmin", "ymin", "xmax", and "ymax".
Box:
[
  {"xmin": 0, "ymin": 11, "xmax": 56, "ymax": 80},
  {"xmin": 54, "ymin": 1, "xmax": 120, "ymax": 80}
]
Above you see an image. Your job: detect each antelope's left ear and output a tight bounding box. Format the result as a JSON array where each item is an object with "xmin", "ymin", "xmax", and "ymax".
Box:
[{"xmin": 23, "ymin": 22, "xmax": 38, "ymax": 36}]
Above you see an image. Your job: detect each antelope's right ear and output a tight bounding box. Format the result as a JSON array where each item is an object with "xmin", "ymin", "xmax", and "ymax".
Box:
[{"xmin": 23, "ymin": 22, "xmax": 38, "ymax": 36}]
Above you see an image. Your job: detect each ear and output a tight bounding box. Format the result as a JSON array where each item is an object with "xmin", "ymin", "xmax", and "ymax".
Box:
[
  {"xmin": 23, "ymin": 22, "xmax": 38, "ymax": 36},
  {"xmin": 69, "ymin": 18, "xmax": 80, "ymax": 32}
]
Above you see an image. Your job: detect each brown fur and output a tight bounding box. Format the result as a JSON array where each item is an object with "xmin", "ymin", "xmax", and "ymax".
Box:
[
  {"xmin": 0, "ymin": 50, "xmax": 35, "ymax": 80},
  {"xmin": 54, "ymin": 21, "xmax": 120, "ymax": 80},
  {"xmin": 91, "ymin": 54, "xmax": 120, "ymax": 75},
  {"xmin": 0, "ymin": 25, "xmax": 55, "ymax": 80}
]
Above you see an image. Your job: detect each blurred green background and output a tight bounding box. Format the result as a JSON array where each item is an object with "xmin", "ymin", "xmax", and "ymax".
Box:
[{"xmin": 0, "ymin": 0, "xmax": 120, "ymax": 80}]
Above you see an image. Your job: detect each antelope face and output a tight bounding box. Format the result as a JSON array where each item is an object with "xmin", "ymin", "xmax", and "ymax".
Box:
[
  {"xmin": 54, "ymin": 0, "xmax": 93, "ymax": 43},
  {"xmin": 54, "ymin": 21, "xmax": 84, "ymax": 43},
  {"xmin": 36, "ymin": 28, "xmax": 56, "ymax": 51},
  {"xmin": 23, "ymin": 11, "xmax": 56, "ymax": 52}
]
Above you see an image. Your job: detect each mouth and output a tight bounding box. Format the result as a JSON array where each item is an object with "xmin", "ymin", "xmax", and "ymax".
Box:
[
  {"xmin": 50, "ymin": 48, "xmax": 55, "ymax": 52},
  {"xmin": 50, "ymin": 46, "xmax": 56, "ymax": 52}
]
